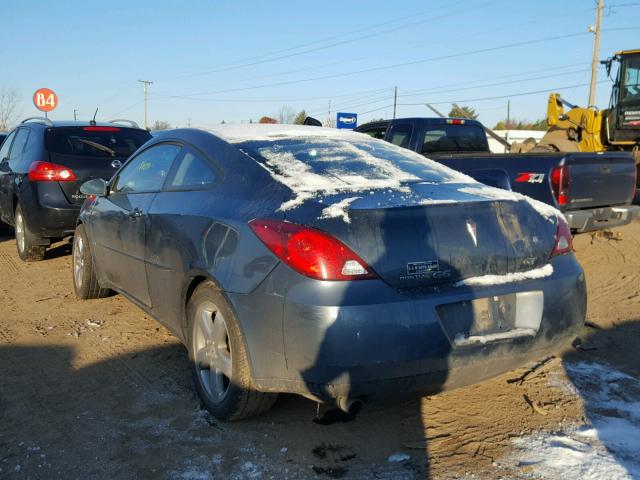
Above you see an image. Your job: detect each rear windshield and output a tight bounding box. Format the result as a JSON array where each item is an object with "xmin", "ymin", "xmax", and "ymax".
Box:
[
  {"xmin": 238, "ymin": 136, "xmax": 465, "ymax": 189},
  {"xmin": 46, "ymin": 127, "xmax": 151, "ymax": 158},
  {"xmin": 421, "ymin": 124, "xmax": 488, "ymax": 154}
]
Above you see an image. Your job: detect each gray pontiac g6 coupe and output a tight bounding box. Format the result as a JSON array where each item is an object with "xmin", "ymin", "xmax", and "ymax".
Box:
[{"xmin": 73, "ymin": 125, "xmax": 586, "ymax": 420}]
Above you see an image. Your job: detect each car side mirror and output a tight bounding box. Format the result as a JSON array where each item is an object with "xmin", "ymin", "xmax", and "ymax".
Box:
[{"xmin": 80, "ymin": 178, "xmax": 108, "ymax": 197}]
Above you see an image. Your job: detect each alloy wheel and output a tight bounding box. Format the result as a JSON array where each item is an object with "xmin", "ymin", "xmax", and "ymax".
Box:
[
  {"xmin": 73, "ymin": 234, "xmax": 84, "ymax": 289},
  {"xmin": 193, "ymin": 300, "xmax": 233, "ymax": 402},
  {"xmin": 15, "ymin": 211, "xmax": 25, "ymax": 254}
]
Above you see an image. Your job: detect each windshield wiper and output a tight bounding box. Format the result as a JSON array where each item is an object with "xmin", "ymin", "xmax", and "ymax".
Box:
[{"xmin": 76, "ymin": 138, "xmax": 116, "ymax": 157}]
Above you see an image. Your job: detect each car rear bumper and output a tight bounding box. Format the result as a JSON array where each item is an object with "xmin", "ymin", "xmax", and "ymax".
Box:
[
  {"xmin": 32, "ymin": 205, "xmax": 80, "ymax": 238},
  {"xmin": 564, "ymin": 204, "xmax": 640, "ymax": 233},
  {"xmin": 14, "ymin": 183, "xmax": 82, "ymax": 240},
  {"xmin": 232, "ymin": 254, "xmax": 586, "ymax": 402}
]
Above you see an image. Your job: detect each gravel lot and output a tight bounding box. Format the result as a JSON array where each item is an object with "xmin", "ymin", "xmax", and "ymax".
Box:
[{"xmin": 1, "ymin": 221, "xmax": 639, "ymax": 479}]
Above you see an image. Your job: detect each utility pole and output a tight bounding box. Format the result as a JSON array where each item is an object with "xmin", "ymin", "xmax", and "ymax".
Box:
[
  {"xmin": 588, "ymin": 0, "xmax": 604, "ymax": 106},
  {"xmin": 138, "ymin": 79, "xmax": 153, "ymax": 130},
  {"xmin": 73, "ymin": 109, "xmax": 78, "ymax": 121},
  {"xmin": 393, "ymin": 86, "xmax": 398, "ymax": 119},
  {"xmin": 506, "ymin": 100, "xmax": 510, "ymax": 127},
  {"xmin": 326, "ymin": 100, "xmax": 332, "ymax": 127}
]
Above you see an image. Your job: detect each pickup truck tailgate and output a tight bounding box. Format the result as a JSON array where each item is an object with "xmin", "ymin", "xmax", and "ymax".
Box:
[{"xmin": 565, "ymin": 152, "xmax": 636, "ymax": 209}]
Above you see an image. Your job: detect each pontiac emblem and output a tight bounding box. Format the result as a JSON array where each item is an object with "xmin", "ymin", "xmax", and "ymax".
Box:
[{"xmin": 466, "ymin": 220, "xmax": 478, "ymax": 246}]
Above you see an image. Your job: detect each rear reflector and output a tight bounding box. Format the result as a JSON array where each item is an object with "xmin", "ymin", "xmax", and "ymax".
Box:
[
  {"xmin": 552, "ymin": 216, "xmax": 573, "ymax": 256},
  {"xmin": 83, "ymin": 126, "xmax": 120, "ymax": 132},
  {"xmin": 249, "ymin": 219, "xmax": 377, "ymax": 281},
  {"xmin": 550, "ymin": 165, "xmax": 570, "ymax": 206},
  {"xmin": 28, "ymin": 161, "xmax": 77, "ymax": 182}
]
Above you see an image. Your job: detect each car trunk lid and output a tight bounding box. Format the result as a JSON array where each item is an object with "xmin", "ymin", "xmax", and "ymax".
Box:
[{"xmin": 306, "ymin": 184, "xmax": 557, "ymax": 289}]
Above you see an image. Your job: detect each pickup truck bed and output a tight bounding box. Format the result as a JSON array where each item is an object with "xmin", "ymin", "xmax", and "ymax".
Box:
[{"xmin": 356, "ymin": 118, "xmax": 639, "ymax": 233}]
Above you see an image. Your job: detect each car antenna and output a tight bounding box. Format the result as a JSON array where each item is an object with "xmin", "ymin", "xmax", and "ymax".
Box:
[{"xmin": 90, "ymin": 108, "xmax": 98, "ymax": 126}]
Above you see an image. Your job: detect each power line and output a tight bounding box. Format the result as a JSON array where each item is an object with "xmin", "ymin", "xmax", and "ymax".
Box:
[
  {"xmin": 358, "ymin": 80, "xmax": 611, "ymax": 118},
  {"xmin": 169, "ymin": 0, "xmax": 485, "ymax": 79},
  {"xmin": 399, "ymin": 80, "xmax": 610, "ymax": 107},
  {"xmin": 154, "ymin": 6, "xmax": 595, "ymax": 97},
  {"xmin": 399, "ymin": 68, "xmax": 592, "ymax": 98},
  {"xmin": 280, "ymin": 65, "xmax": 594, "ymax": 117},
  {"xmin": 155, "ymin": 31, "xmax": 592, "ymax": 99},
  {"xmin": 150, "ymin": 86, "xmax": 392, "ymax": 104}
]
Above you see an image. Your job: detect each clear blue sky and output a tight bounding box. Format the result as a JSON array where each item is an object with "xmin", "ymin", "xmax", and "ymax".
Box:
[{"xmin": 2, "ymin": 0, "xmax": 639, "ymax": 129}]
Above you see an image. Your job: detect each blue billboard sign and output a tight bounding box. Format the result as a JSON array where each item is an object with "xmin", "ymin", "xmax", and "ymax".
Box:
[{"xmin": 336, "ymin": 112, "xmax": 357, "ymax": 129}]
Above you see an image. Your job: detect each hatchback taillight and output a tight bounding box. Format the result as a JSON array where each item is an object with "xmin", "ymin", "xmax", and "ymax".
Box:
[
  {"xmin": 552, "ymin": 216, "xmax": 573, "ymax": 256},
  {"xmin": 28, "ymin": 161, "xmax": 77, "ymax": 182},
  {"xmin": 249, "ymin": 219, "xmax": 377, "ymax": 281},
  {"xmin": 550, "ymin": 165, "xmax": 570, "ymax": 206}
]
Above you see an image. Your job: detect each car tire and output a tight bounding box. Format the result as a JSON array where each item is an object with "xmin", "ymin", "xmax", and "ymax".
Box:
[
  {"xmin": 72, "ymin": 223, "xmax": 110, "ymax": 299},
  {"xmin": 187, "ymin": 280, "xmax": 277, "ymax": 421},
  {"xmin": 14, "ymin": 204, "xmax": 46, "ymax": 262}
]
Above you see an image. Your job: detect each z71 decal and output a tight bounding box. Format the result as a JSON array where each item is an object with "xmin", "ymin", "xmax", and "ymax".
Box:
[{"xmin": 515, "ymin": 172, "xmax": 545, "ymax": 184}]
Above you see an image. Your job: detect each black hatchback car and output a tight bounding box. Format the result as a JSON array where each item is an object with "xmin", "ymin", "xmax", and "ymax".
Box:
[{"xmin": 0, "ymin": 118, "xmax": 151, "ymax": 260}]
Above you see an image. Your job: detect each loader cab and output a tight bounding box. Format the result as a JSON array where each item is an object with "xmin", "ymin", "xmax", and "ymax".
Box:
[{"xmin": 605, "ymin": 50, "xmax": 640, "ymax": 144}]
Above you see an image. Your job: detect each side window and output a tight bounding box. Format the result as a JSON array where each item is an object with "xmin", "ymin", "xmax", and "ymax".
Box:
[
  {"xmin": 0, "ymin": 131, "xmax": 16, "ymax": 161},
  {"xmin": 168, "ymin": 149, "xmax": 216, "ymax": 189},
  {"xmin": 18, "ymin": 127, "xmax": 41, "ymax": 171},
  {"xmin": 8, "ymin": 129, "xmax": 29, "ymax": 168},
  {"xmin": 388, "ymin": 124, "xmax": 413, "ymax": 148},
  {"xmin": 113, "ymin": 143, "xmax": 181, "ymax": 194}
]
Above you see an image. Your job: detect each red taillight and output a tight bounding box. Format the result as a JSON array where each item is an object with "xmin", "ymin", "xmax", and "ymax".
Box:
[
  {"xmin": 28, "ymin": 161, "xmax": 77, "ymax": 182},
  {"xmin": 83, "ymin": 126, "xmax": 120, "ymax": 132},
  {"xmin": 550, "ymin": 165, "xmax": 570, "ymax": 206},
  {"xmin": 552, "ymin": 216, "xmax": 573, "ymax": 256},
  {"xmin": 249, "ymin": 219, "xmax": 377, "ymax": 281},
  {"xmin": 446, "ymin": 119, "xmax": 465, "ymax": 125}
]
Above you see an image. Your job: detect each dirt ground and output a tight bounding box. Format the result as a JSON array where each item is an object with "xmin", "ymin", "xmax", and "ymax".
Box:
[{"xmin": 1, "ymin": 221, "xmax": 639, "ymax": 479}]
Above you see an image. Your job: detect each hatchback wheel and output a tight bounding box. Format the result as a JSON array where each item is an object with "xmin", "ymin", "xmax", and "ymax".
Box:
[
  {"xmin": 187, "ymin": 281, "xmax": 277, "ymax": 420},
  {"xmin": 72, "ymin": 224, "xmax": 110, "ymax": 299},
  {"xmin": 14, "ymin": 204, "xmax": 46, "ymax": 262}
]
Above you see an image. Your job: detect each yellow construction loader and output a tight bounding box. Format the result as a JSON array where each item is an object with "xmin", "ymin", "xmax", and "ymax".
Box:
[{"xmin": 515, "ymin": 49, "xmax": 640, "ymax": 163}]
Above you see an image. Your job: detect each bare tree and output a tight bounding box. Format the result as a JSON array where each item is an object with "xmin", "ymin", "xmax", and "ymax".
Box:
[
  {"xmin": 0, "ymin": 87, "xmax": 20, "ymax": 131},
  {"xmin": 276, "ymin": 105, "xmax": 296, "ymax": 124},
  {"xmin": 151, "ymin": 120, "xmax": 171, "ymax": 131}
]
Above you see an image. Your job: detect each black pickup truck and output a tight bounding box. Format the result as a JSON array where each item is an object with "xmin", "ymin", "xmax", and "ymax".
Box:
[{"xmin": 356, "ymin": 117, "xmax": 639, "ymax": 233}]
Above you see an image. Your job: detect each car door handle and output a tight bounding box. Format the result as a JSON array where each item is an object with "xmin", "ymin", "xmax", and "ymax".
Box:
[{"xmin": 128, "ymin": 208, "xmax": 142, "ymax": 219}]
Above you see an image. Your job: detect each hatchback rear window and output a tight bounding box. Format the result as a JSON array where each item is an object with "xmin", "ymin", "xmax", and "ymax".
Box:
[{"xmin": 46, "ymin": 127, "xmax": 151, "ymax": 158}]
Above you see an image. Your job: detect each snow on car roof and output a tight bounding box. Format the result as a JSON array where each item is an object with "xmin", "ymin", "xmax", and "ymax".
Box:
[{"xmin": 203, "ymin": 124, "xmax": 368, "ymax": 143}]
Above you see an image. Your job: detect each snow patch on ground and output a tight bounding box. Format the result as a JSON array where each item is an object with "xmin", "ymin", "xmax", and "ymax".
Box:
[
  {"xmin": 320, "ymin": 196, "xmax": 361, "ymax": 223},
  {"xmin": 509, "ymin": 361, "xmax": 640, "ymax": 479},
  {"xmin": 455, "ymin": 264, "xmax": 553, "ymax": 287}
]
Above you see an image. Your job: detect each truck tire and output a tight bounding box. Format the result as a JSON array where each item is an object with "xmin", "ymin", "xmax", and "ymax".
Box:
[
  {"xmin": 14, "ymin": 204, "xmax": 46, "ymax": 262},
  {"xmin": 72, "ymin": 223, "xmax": 111, "ymax": 299},
  {"xmin": 187, "ymin": 281, "xmax": 277, "ymax": 420}
]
